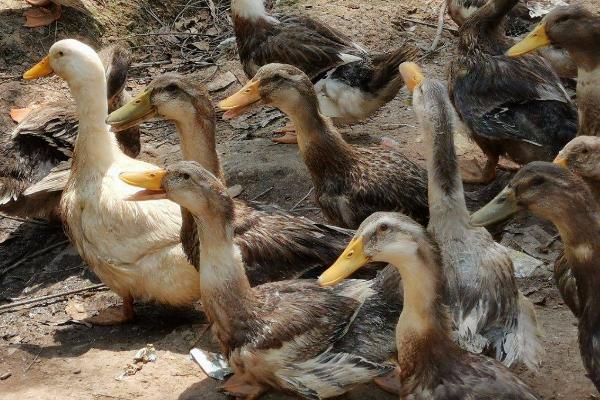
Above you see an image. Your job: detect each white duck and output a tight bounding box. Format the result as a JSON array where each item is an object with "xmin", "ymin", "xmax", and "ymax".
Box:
[{"xmin": 24, "ymin": 39, "xmax": 199, "ymax": 324}]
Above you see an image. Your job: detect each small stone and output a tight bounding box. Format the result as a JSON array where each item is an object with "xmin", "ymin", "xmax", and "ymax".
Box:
[
  {"xmin": 0, "ymin": 372, "xmax": 11, "ymax": 380},
  {"xmin": 72, "ymin": 369, "xmax": 81, "ymax": 375}
]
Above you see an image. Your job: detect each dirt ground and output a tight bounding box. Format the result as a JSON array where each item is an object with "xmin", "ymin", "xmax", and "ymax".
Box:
[{"xmin": 1, "ymin": 0, "xmax": 599, "ymax": 399}]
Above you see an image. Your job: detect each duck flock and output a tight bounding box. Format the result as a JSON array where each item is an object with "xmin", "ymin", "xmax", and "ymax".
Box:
[{"xmin": 4, "ymin": 0, "xmax": 600, "ymax": 398}]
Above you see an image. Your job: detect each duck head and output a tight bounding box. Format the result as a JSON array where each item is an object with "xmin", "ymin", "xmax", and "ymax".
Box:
[
  {"xmin": 218, "ymin": 63, "xmax": 318, "ymax": 119},
  {"xmin": 470, "ymin": 161, "xmax": 587, "ymax": 226},
  {"xmin": 119, "ymin": 161, "xmax": 233, "ymax": 220},
  {"xmin": 507, "ymin": 5, "xmax": 597, "ymax": 59},
  {"xmin": 555, "ymin": 136, "xmax": 600, "ymax": 181},
  {"xmin": 319, "ymin": 212, "xmax": 428, "ymax": 286},
  {"xmin": 24, "ymin": 39, "xmax": 105, "ymax": 89},
  {"xmin": 107, "ymin": 73, "xmax": 214, "ymax": 131}
]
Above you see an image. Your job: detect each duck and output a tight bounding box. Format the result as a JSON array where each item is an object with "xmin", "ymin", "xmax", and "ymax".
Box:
[
  {"xmin": 555, "ymin": 136, "xmax": 600, "ymax": 205},
  {"xmin": 106, "ymin": 73, "xmax": 355, "ymax": 282},
  {"xmin": 219, "ymin": 63, "xmax": 429, "ymax": 229},
  {"xmin": 401, "ymin": 62, "xmax": 542, "ymax": 370},
  {"xmin": 507, "ymin": 4, "xmax": 600, "ymax": 136},
  {"xmin": 471, "ymin": 161, "xmax": 600, "ymax": 391},
  {"xmin": 2, "ymin": 44, "xmax": 139, "ymax": 222},
  {"xmin": 120, "ymin": 160, "xmax": 403, "ymax": 400},
  {"xmin": 446, "ymin": 0, "xmax": 577, "ymax": 79},
  {"xmin": 318, "ymin": 212, "xmax": 541, "ymax": 399},
  {"xmin": 448, "ymin": 0, "xmax": 577, "ymax": 183},
  {"xmin": 229, "ymin": 0, "xmax": 417, "ymax": 144}
]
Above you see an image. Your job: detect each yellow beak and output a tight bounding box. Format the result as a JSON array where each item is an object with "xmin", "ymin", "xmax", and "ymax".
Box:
[
  {"xmin": 319, "ymin": 237, "xmax": 371, "ymax": 286},
  {"xmin": 24, "ymin": 55, "xmax": 54, "ymax": 80},
  {"xmin": 507, "ymin": 23, "xmax": 551, "ymax": 57},
  {"xmin": 218, "ymin": 80, "xmax": 262, "ymax": 119},
  {"xmin": 399, "ymin": 62, "xmax": 424, "ymax": 93},
  {"xmin": 119, "ymin": 169, "xmax": 168, "ymax": 201},
  {"xmin": 106, "ymin": 90, "xmax": 156, "ymax": 132},
  {"xmin": 553, "ymin": 154, "xmax": 568, "ymax": 169}
]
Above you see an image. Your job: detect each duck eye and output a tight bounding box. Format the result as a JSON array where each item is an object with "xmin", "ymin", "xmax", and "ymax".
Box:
[
  {"xmin": 378, "ymin": 223, "xmax": 389, "ymax": 233},
  {"xmin": 581, "ymin": 148, "xmax": 589, "ymax": 154},
  {"xmin": 58, "ymin": 51, "xmax": 64, "ymax": 57},
  {"xmin": 165, "ymin": 84, "xmax": 178, "ymax": 92},
  {"xmin": 182, "ymin": 173, "xmax": 190, "ymax": 180},
  {"xmin": 531, "ymin": 176, "xmax": 545, "ymax": 187}
]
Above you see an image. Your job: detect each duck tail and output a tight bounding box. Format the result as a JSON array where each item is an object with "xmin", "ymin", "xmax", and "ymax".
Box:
[
  {"xmin": 369, "ymin": 43, "xmax": 418, "ymax": 97},
  {"xmin": 502, "ymin": 293, "xmax": 544, "ymax": 371}
]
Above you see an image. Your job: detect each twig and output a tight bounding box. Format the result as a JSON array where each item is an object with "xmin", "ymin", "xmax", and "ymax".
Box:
[
  {"xmin": 399, "ymin": 17, "xmax": 458, "ymax": 34},
  {"xmin": 0, "ymin": 284, "xmax": 107, "ymax": 313},
  {"xmin": 289, "ymin": 188, "xmax": 314, "ymax": 212},
  {"xmin": 131, "ymin": 60, "xmax": 172, "ymax": 69},
  {"xmin": 430, "ymin": 1, "xmax": 448, "ymax": 52},
  {"xmin": 251, "ymin": 187, "xmax": 274, "ymax": 201},
  {"xmin": 23, "ymin": 349, "xmax": 42, "ymax": 373},
  {"xmin": 1, "ymin": 240, "xmax": 70, "ymax": 279}
]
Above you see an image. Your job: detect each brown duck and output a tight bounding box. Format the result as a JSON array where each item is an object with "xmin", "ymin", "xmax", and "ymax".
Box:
[
  {"xmin": 472, "ymin": 161, "xmax": 600, "ymax": 391},
  {"xmin": 120, "ymin": 160, "xmax": 404, "ymax": 400},
  {"xmin": 219, "ymin": 63, "xmax": 429, "ymax": 229}
]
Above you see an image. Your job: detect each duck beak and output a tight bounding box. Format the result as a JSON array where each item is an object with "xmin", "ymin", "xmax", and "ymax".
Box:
[
  {"xmin": 218, "ymin": 80, "xmax": 262, "ymax": 119},
  {"xmin": 507, "ymin": 23, "xmax": 551, "ymax": 57},
  {"xmin": 106, "ymin": 90, "xmax": 157, "ymax": 132},
  {"xmin": 470, "ymin": 187, "xmax": 520, "ymax": 227},
  {"xmin": 319, "ymin": 237, "xmax": 371, "ymax": 286},
  {"xmin": 399, "ymin": 62, "xmax": 424, "ymax": 93},
  {"xmin": 24, "ymin": 55, "xmax": 54, "ymax": 80},
  {"xmin": 553, "ymin": 153, "xmax": 568, "ymax": 169},
  {"xmin": 119, "ymin": 169, "xmax": 167, "ymax": 201}
]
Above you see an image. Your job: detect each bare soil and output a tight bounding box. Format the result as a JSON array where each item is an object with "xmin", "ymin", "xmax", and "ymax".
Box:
[{"xmin": 0, "ymin": 0, "xmax": 598, "ymax": 399}]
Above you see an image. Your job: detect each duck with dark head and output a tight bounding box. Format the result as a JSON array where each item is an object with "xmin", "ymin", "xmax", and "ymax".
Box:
[
  {"xmin": 319, "ymin": 211, "xmax": 541, "ymax": 399},
  {"xmin": 472, "ymin": 161, "xmax": 600, "ymax": 391},
  {"xmin": 120, "ymin": 160, "xmax": 404, "ymax": 400},
  {"xmin": 219, "ymin": 63, "xmax": 429, "ymax": 229},
  {"xmin": 508, "ymin": 5, "xmax": 600, "ymax": 137},
  {"xmin": 448, "ymin": 0, "xmax": 577, "ymax": 183}
]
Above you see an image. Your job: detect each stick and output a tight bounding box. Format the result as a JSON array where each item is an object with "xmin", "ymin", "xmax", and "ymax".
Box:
[
  {"xmin": 131, "ymin": 60, "xmax": 172, "ymax": 69},
  {"xmin": 0, "ymin": 284, "xmax": 107, "ymax": 313},
  {"xmin": 289, "ymin": 188, "xmax": 314, "ymax": 212},
  {"xmin": 399, "ymin": 17, "xmax": 458, "ymax": 34},
  {"xmin": 251, "ymin": 187, "xmax": 274, "ymax": 201},
  {"xmin": 0, "ymin": 240, "xmax": 70, "ymax": 279},
  {"xmin": 23, "ymin": 349, "xmax": 42, "ymax": 373},
  {"xmin": 430, "ymin": 1, "xmax": 448, "ymax": 52}
]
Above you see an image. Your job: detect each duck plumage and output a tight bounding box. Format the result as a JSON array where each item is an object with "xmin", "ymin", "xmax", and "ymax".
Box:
[
  {"xmin": 231, "ymin": 0, "xmax": 417, "ymax": 123},
  {"xmin": 448, "ymin": 0, "xmax": 577, "ymax": 182}
]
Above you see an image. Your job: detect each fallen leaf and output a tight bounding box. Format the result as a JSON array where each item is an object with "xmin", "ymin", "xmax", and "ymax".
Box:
[{"xmin": 207, "ymin": 71, "xmax": 237, "ymax": 92}]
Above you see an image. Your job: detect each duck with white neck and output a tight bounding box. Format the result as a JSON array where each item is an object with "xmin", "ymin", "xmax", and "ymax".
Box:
[{"xmin": 23, "ymin": 39, "xmax": 198, "ymax": 324}]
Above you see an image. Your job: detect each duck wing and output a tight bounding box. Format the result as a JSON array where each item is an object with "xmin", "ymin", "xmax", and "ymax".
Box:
[
  {"xmin": 450, "ymin": 54, "xmax": 577, "ymax": 149},
  {"xmin": 238, "ymin": 13, "xmax": 365, "ymax": 79}
]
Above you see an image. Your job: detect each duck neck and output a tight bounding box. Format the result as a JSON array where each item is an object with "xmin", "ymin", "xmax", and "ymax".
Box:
[
  {"xmin": 390, "ymin": 245, "xmax": 457, "ymax": 383},
  {"xmin": 194, "ymin": 212, "xmax": 255, "ymax": 353},
  {"xmin": 285, "ymin": 102, "xmax": 357, "ymax": 181},
  {"xmin": 231, "ymin": 0, "xmax": 269, "ymax": 21},
  {"xmin": 70, "ymin": 74, "xmax": 119, "ymax": 172},
  {"xmin": 174, "ymin": 110, "xmax": 225, "ymax": 183},
  {"xmin": 576, "ymin": 65, "xmax": 600, "ymax": 137},
  {"xmin": 459, "ymin": 0, "xmax": 514, "ymax": 53},
  {"xmin": 423, "ymin": 100, "xmax": 469, "ymax": 226}
]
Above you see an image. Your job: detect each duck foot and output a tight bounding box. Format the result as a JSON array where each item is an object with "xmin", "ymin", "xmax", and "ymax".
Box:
[
  {"xmin": 23, "ymin": 3, "xmax": 61, "ymax": 27},
  {"xmin": 85, "ymin": 295, "xmax": 134, "ymax": 325},
  {"xmin": 272, "ymin": 122, "xmax": 297, "ymax": 144},
  {"xmin": 459, "ymin": 157, "xmax": 497, "ymax": 184},
  {"xmin": 218, "ymin": 374, "xmax": 265, "ymax": 400},
  {"xmin": 373, "ymin": 368, "xmax": 401, "ymax": 395}
]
